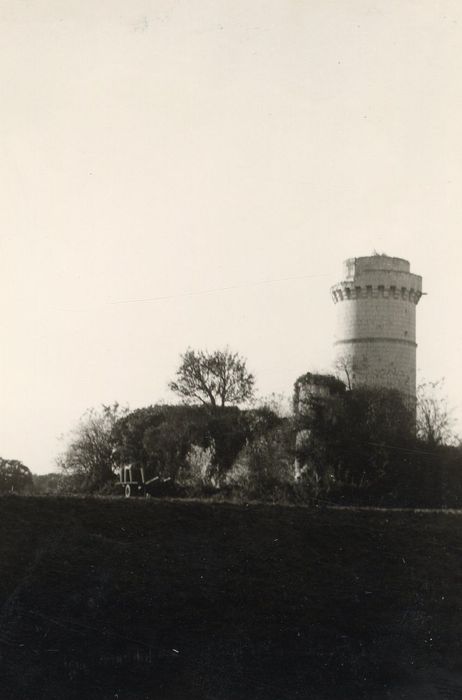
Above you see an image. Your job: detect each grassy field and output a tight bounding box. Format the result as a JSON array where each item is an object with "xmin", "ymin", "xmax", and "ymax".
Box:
[{"xmin": 1, "ymin": 497, "xmax": 462, "ymax": 699}]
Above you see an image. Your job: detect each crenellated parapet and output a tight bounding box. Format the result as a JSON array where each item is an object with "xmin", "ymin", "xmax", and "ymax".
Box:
[{"xmin": 331, "ymin": 282, "xmax": 423, "ymax": 305}]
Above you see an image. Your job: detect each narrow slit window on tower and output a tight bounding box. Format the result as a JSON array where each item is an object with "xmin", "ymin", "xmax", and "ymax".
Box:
[
  {"xmin": 401, "ymin": 287, "xmax": 407, "ymax": 299},
  {"xmin": 390, "ymin": 285, "xmax": 396, "ymax": 298},
  {"xmin": 366, "ymin": 285, "xmax": 372, "ymax": 297},
  {"xmin": 378, "ymin": 285, "xmax": 384, "ymax": 297}
]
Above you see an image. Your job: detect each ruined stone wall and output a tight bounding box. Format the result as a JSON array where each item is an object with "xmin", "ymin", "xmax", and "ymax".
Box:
[{"xmin": 331, "ymin": 255, "xmax": 423, "ymax": 398}]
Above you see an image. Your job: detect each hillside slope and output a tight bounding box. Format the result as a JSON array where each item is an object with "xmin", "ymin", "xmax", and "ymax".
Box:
[{"xmin": 1, "ymin": 497, "xmax": 462, "ymax": 699}]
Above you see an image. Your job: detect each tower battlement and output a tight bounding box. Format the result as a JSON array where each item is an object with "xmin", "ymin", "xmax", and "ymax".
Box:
[{"xmin": 331, "ymin": 282, "xmax": 422, "ymax": 304}]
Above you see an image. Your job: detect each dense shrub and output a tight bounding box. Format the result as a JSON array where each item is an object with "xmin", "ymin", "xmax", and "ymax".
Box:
[
  {"xmin": 112, "ymin": 404, "xmax": 282, "ymax": 487},
  {"xmin": 295, "ymin": 386, "xmax": 419, "ymax": 502}
]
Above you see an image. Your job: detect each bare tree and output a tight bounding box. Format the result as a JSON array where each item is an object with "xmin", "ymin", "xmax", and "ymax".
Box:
[
  {"xmin": 169, "ymin": 347, "xmax": 255, "ymax": 408},
  {"xmin": 416, "ymin": 379, "xmax": 456, "ymax": 447},
  {"xmin": 334, "ymin": 353, "xmax": 354, "ymax": 390},
  {"xmin": 57, "ymin": 403, "xmax": 129, "ymax": 489}
]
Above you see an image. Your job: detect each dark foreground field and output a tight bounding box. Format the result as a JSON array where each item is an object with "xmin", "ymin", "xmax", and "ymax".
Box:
[{"xmin": 1, "ymin": 498, "xmax": 462, "ymax": 699}]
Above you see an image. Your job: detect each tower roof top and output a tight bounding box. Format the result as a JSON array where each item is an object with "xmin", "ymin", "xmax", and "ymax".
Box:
[{"xmin": 343, "ymin": 255, "xmax": 410, "ymax": 278}]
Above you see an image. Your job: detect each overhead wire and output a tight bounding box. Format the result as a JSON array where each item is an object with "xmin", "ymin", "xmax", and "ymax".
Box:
[{"xmin": 108, "ymin": 272, "xmax": 330, "ymax": 305}]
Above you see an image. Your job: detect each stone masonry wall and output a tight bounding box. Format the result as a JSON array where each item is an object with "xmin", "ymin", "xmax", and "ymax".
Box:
[{"xmin": 331, "ymin": 256, "xmax": 423, "ymax": 398}]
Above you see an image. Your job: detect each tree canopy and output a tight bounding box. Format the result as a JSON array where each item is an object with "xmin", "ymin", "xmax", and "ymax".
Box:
[
  {"xmin": 169, "ymin": 347, "xmax": 255, "ymax": 408},
  {"xmin": 112, "ymin": 403, "xmax": 280, "ymax": 485},
  {"xmin": 0, "ymin": 458, "xmax": 33, "ymax": 494}
]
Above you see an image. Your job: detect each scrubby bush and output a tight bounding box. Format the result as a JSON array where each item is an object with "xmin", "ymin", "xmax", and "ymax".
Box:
[
  {"xmin": 228, "ymin": 419, "xmax": 295, "ymax": 497},
  {"xmin": 33, "ymin": 473, "xmax": 65, "ymax": 495}
]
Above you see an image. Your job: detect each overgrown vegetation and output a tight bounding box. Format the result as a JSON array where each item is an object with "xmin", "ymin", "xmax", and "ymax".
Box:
[
  {"xmin": 24, "ymin": 348, "xmax": 459, "ymax": 508},
  {"xmin": 48, "ymin": 381, "xmax": 462, "ymax": 508},
  {"xmin": 294, "ymin": 376, "xmax": 462, "ymax": 507}
]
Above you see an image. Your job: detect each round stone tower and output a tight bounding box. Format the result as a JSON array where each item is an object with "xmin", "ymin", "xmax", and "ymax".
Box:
[{"xmin": 331, "ymin": 255, "xmax": 423, "ymax": 399}]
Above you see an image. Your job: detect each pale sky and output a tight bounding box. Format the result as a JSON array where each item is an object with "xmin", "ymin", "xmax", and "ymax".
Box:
[{"xmin": 1, "ymin": 0, "xmax": 462, "ymax": 473}]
